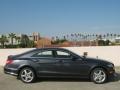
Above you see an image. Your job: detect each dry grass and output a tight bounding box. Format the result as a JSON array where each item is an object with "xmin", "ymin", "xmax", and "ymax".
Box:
[{"xmin": 115, "ymin": 67, "xmax": 120, "ymax": 72}]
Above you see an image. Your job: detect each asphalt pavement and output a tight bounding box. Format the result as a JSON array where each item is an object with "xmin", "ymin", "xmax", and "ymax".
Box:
[{"xmin": 0, "ymin": 67, "xmax": 120, "ymax": 90}]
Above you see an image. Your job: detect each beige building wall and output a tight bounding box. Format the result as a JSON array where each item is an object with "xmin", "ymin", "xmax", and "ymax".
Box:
[{"xmin": 0, "ymin": 46, "xmax": 120, "ymax": 66}]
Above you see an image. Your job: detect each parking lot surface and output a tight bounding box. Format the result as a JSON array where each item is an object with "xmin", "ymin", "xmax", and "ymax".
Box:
[{"xmin": 0, "ymin": 67, "xmax": 120, "ymax": 90}]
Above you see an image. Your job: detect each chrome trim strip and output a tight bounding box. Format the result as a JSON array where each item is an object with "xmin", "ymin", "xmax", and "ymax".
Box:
[{"xmin": 5, "ymin": 71, "xmax": 18, "ymax": 76}]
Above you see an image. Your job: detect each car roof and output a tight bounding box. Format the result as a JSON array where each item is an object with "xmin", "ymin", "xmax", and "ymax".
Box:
[
  {"xmin": 34, "ymin": 47, "xmax": 81, "ymax": 58},
  {"xmin": 20, "ymin": 47, "xmax": 68, "ymax": 55},
  {"xmin": 13, "ymin": 48, "xmax": 68, "ymax": 58},
  {"xmin": 36, "ymin": 47, "xmax": 68, "ymax": 51}
]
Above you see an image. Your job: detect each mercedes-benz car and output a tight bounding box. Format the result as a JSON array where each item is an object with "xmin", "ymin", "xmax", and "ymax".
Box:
[{"xmin": 4, "ymin": 48, "xmax": 115, "ymax": 84}]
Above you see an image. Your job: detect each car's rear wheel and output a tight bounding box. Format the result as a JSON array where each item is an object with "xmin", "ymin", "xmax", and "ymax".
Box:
[
  {"xmin": 19, "ymin": 67, "xmax": 36, "ymax": 83},
  {"xmin": 91, "ymin": 68, "xmax": 107, "ymax": 84}
]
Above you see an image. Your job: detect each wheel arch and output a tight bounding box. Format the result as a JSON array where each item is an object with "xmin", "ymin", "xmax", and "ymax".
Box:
[
  {"xmin": 89, "ymin": 66, "xmax": 108, "ymax": 79},
  {"xmin": 17, "ymin": 65, "xmax": 37, "ymax": 77}
]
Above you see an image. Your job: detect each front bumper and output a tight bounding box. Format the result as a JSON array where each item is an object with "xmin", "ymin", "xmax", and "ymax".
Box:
[{"xmin": 107, "ymin": 66, "xmax": 116, "ymax": 79}]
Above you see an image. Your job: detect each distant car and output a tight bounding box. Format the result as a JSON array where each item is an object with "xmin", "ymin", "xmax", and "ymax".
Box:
[{"xmin": 4, "ymin": 48, "xmax": 115, "ymax": 84}]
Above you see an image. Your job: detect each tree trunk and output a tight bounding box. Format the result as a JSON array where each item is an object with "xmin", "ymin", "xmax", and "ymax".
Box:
[{"xmin": 11, "ymin": 38, "xmax": 13, "ymax": 45}]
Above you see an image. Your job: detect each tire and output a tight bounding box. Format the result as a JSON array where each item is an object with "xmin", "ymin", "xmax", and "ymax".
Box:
[
  {"xmin": 90, "ymin": 68, "xmax": 107, "ymax": 84},
  {"xmin": 19, "ymin": 67, "xmax": 36, "ymax": 83}
]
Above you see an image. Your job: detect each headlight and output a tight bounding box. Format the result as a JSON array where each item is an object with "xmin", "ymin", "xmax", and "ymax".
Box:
[{"xmin": 107, "ymin": 64, "xmax": 114, "ymax": 67}]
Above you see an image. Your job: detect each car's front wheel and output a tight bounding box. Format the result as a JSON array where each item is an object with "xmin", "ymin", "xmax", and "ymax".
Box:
[
  {"xmin": 19, "ymin": 67, "xmax": 36, "ymax": 83},
  {"xmin": 91, "ymin": 68, "xmax": 107, "ymax": 84}
]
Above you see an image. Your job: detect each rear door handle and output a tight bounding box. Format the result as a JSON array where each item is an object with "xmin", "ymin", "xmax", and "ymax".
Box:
[{"xmin": 56, "ymin": 60, "xmax": 63, "ymax": 63}]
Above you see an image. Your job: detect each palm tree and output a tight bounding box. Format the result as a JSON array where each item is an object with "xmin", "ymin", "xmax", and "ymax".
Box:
[
  {"xmin": 74, "ymin": 33, "xmax": 78, "ymax": 42},
  {"xmin": 98, "ymin": 35, "xmax": 102, "ymax": 40},
  {"xmin": 51, "ymin": 37, "xmax": 55, "ymax": 41},
  {"xmin": 15, "ymin": 36, "xmax": 21, "ymax": 45},
  {"xmin": 70, "ymin": 34, "xmax": 74, "ymax": 41},
  {"xmin": 89, "ymin": 34, "xmax": 92, "ymax": 40},
  {"xmin": 95, "ymin": 34, "xmax": 98, "ymax": 39},
  {"xmin": 63, "ymin": 36, "xmax": 66, "ymax": 40},
  {"xmin": 95, "ymin": 34, "xmax": 99, "ymax": 46},
  {"xmin": 114, "ymin": 34, "xmax": 117, "ymax": 38},
  {"xmin": 91, "ymin": 34, "xmax": 95, "ymax": 40},
  {"xmin": 103, "ymin": 34, "xmax": 106, "ymax": 39},
  {"xmin": 81, "ymin": 34, "xmax": 84, "ymax": 40},
  {"xmin": 107, "ymin": 33, "xmax": 110, "ymax": 39},
  {"xmin": 20, "ymin": 34, "xmax": 31, "ymax": 48},
  {"xmin": 110, "ymin": 33, "xmax": 113, "ymax": 39},
  {"xmin": 56, "ymin": 36, "xmax": 59, "ymax": 40},
  {"xmin": 77, "ymin": 33, "xmax": 81, "ymax": 41},
  {"xmin": 0, "ymin": 35, "xmax": 8, "ymax": 48},
  {"xmin": 66, "ymin": 34, "xmax": 69, "ymax": 41},
  {"xmin": 117, "ymin": 34, "xmax": 120, "ymax": 37},
  {"xmin": 9, "ymin": 33, "xmax": 16, "ymax": 45},
  {"xmin": 92, "ymin": 34, "xmax": 95, "ymax": 37},
  {"xmin": 87, "ymin": 34, "xmax": 90, "ymax": 41}
]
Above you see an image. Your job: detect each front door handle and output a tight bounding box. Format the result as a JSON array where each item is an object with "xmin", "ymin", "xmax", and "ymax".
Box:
[{"xmin": 32, "ymin": 59, "xmax": 39, "ymax": 62}]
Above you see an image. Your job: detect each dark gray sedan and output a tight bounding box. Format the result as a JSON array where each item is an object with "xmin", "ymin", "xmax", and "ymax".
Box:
[{"xmin": 4, "ymin": 48, "xmax": 115, "ymax": 84}]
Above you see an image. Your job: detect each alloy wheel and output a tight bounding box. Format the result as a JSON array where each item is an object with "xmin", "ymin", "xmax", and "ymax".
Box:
[
  {"xmin": 19, "ymin": 68, "xmax": 35, "ymax": 83},
  {"xmin": 91, "ymin": 68, "xmax": 107, "ymax": 84}
]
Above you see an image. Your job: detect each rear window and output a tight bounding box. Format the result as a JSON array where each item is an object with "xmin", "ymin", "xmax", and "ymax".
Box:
[{"xmin": 32, "ymin": 50, "xmax": 53, "ymax": 58}]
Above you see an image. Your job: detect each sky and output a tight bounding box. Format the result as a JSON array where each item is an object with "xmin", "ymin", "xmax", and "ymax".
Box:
[{"xmin": 0, "ymin": 0, "xmax": 120, "ymax": 37}]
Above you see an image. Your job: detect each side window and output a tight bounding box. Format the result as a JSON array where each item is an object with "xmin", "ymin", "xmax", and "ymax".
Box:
[
  {"xmin": 56, "ymin": 50, "xmax": 71, "ymax": 58},
  {"xmin": 32, "ymin": 50, "xmax": 53, "ymax": 57}
]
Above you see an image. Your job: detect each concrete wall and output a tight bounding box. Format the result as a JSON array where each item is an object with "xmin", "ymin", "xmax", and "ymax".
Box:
[
  {"xmin": 0, "ymin": 46, "xmax": 120, "ymax": 66},
  {"xmin": 0, "ymin": 48, "xmax": 34, "ymax": 66}
]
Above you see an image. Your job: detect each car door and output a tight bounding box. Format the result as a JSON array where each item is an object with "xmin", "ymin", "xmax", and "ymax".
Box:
[
  {"xmin": 54, "ymin": 50, "xmax": 90, "ymax": 76},
  {"xmin": 31, "ymin": 49, "xmax": 62, "ymax": 76}
]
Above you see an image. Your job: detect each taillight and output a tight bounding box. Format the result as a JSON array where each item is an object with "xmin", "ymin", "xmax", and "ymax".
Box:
[{"xmin": 6, "ymin": 59, "xmax": 13, "ymax": 65}]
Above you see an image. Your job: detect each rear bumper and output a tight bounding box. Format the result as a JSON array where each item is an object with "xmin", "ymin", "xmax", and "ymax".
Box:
[{"xmin": 4, "ymin": 66, "xmax": 18, "ymax": 76}]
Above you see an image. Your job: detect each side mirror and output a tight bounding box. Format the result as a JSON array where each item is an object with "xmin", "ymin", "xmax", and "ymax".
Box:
[{"xmin": 83, "ymin": 52, "xmax": 88, "ymax": 58}]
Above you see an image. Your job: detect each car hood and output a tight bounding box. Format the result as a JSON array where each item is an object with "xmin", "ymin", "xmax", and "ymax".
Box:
[{"xmin": 84, "ymin": 57, "xmax": 112, "ymax": 65}]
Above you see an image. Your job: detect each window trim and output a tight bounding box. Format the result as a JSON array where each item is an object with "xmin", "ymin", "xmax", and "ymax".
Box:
[
  {"xmin": 54, "ymin": 50, "xmax": 73, "ymax": 59},
  {"xmin": 31, "ymin": 50, "xmax": 54, "ymax": 58}
]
